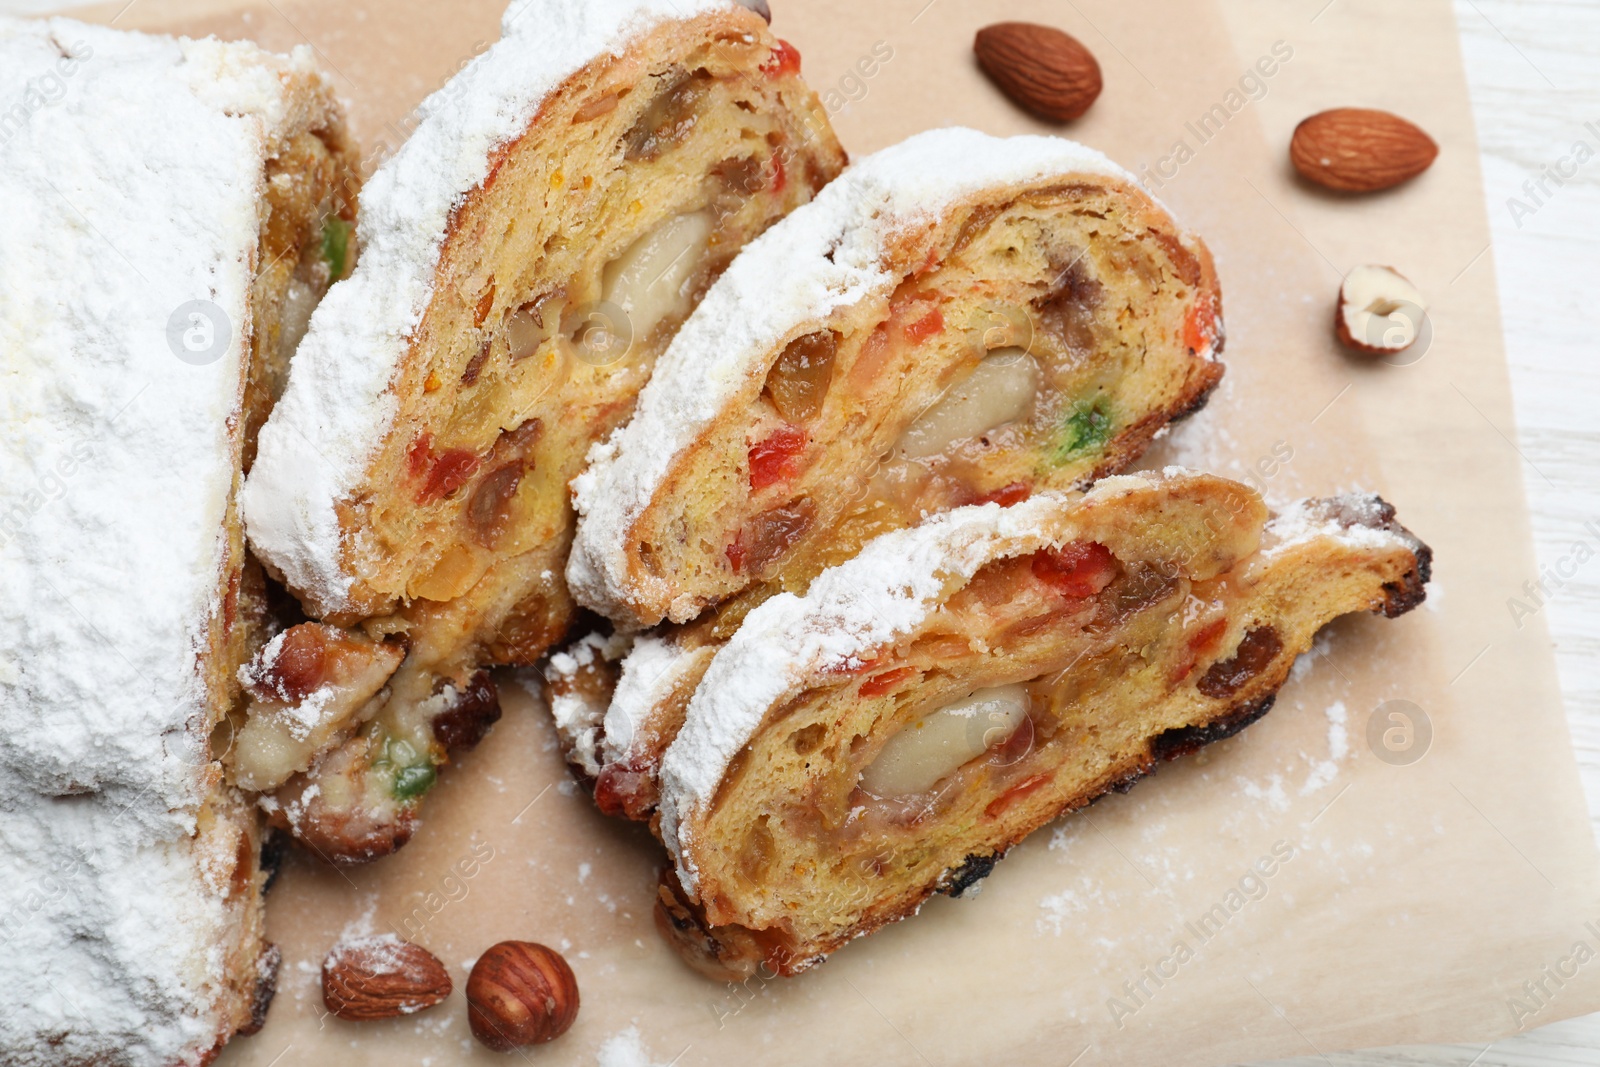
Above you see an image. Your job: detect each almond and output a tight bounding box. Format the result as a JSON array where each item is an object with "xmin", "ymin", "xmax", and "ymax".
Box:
[
  {"xmin": 974, "ymin": 22, "xmax": 1102, "ymax": 123},
  {"xmin": 1290, "ymin": 108, "xmax": 1438, "ymax": 192},
  {"xmin": 322, "ymin": 936, "xmax": 452, "ymax": 1021}
]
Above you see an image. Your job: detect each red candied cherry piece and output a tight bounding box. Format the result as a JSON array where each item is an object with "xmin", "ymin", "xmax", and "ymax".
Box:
[
  {"xmin": 748, "ymin": 424, "xmax": 808, "ymax": 490},
  {"xmin": 416, "ymin": 448, "xmax": 480, "ymax": 505},
  {"xmin": 761, "ymin": 39, "xmax": 802, "ymax": 77},
  {"xmin": 1031, "ymin": 541, "xmax": 1117, "ymax": 598},
  {"xmin": 903, "ymin": 308, "xmax": 944, "ymax": 345},
  {"xmin": 859, "ymin": 666, "xmax": 916, "ymax": 698}
]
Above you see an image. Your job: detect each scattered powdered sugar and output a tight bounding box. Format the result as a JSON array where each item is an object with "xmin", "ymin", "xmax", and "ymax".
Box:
[
  {"xmin": 568, "ymin": 127, "xmax": 1141, "ymax": 622},
  {"xmin": 657, "ymin": 474, "xmax": 1176, "ymax": 891},
  {"xmin": 1236, "ymin": 773, "xmax": 1290, "ymax": 812},
  {"xmin": 326, "ymin": 932, "xmax": 413, "ymax": 974},
  {"xmin": 596, "ymin": 1026, "xmax": 670, "ymax": 1067},
  {"xmin": 1299, "ymin": 700, "xmax": 1350, "ymax": 796},
  {"xmin": 242, "ymin": 0, "xmax": 734, "ymax": 616},
  {"xmin": 1300, "ymin": 758, "xmax": 1337, "ymax": 796},
  {"xmin": 277, "ymin": 686, "xmax": 337, "ymax": 740},
  {"xmin": 0, "ymin": 15, "xmax": 331, "ymax": 1065},
  {"xmin": 1325, "ymin": 701, "xmax": 1349, "ymax": 761},
  {"xmin": 1038, "ymin": 890, "xmax": 1084, "ymax": 936},
  {"xmin": 1262, "ymin": 494, "xmax": 1409, "ymax": 555},
  {"xmin": 237, "ymin": 630, "xmax": 345, "ymax": 739}
]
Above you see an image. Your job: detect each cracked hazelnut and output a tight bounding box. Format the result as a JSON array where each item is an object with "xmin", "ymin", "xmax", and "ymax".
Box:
[{"xmin": 1335, "ymin": 265, "xmax": 1427, "ymax": 357}]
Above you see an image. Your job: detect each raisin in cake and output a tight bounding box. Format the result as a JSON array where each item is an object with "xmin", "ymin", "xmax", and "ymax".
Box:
[
  {"xmin": 0, "ymin": 15, "xmax": 358, "ymax": 1064},
  {"xmin": 240, "ymin": 0, "xmax": 846, "ymax": 861},
  {"xmin": 554, "ymin": 128, "xmax": 1224, "ymax": 818},
  {"xmin": 646, "ymin": 470, "xmax": 1430, "ymax": 977}
]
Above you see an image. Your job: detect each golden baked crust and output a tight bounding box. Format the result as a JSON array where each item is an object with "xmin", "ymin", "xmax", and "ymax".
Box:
[
  {"xmin": 650, "ymin": 474, "xmax": 1429, "ymax": 978},
  {"xmin": 570, "ymin": 148, "xmax": 1224, "ymax": 631},
  {"xmin": 241, "ymin": 92, "xmax": 361, "ymax": 472},
  {"xmin": 556, "ymin": 141, "xmax": 1224, "ymax": 821},
  {"xmin": 241, "ymin": 9, "xmax": 844, "ymax": 863}
]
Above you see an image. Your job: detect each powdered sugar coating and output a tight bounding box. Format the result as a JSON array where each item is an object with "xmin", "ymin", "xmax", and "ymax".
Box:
[
  {"xmin": 602, "ymin": 633, "xmax": 709, "ymax": 762},
  {"xmin": 0, "ymin": 16, "xmax": 317, "ymax": 1063},
  {"xmin": 0, "ymin": 15, "xmax": 293, "ymax": 812},
  {"xmin": 567, "ymin": 128, "xmax": 1141, "ymax": 623},
  {"xmin": 1262, "ymin": 494, "xmax": 1406, "ymax": 553},
  {"xmin": 546, "ymin": 631, "xmax": 632, "ymax": 777},
  {"xmin": 242, "ymin": 0, "xmax": 734, "ymax": 615},
  {"xmin": 0, "ymin": 792, "xmax": 251, "ymax": 1065},
  {"xmin": 656, "ymin": 473, "xmax": 1421, "ymax": 891}
]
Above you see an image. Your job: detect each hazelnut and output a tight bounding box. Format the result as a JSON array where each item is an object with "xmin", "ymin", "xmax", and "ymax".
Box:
[
  {"xmin": 1335, "ymin": 265, "xmax": 1428, "ymax": 357},
  {"xmin": 466, "ymin": 941, "xmax": 579, "ymax": 1051}
]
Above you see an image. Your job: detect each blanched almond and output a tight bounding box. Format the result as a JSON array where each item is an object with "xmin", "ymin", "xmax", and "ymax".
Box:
[
  {"xmin": 598, "ymin": 211, "xmax": 714, "ymax": 354},
  {"xmin": 897, "ymin": 348, "xmax": 1039, "ymax": 459},
  {"xmin": 860, "ymin": 684, "xmax": 1029, "ymax": 797}
]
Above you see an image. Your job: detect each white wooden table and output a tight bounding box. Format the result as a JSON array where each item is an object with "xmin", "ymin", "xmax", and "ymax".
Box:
[{"xmin": 3, "ymin": 0, "xmax": 1594, "ymax": 1062}]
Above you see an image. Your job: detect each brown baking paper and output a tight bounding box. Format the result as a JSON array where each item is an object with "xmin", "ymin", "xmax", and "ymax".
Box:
[{"xmin": 70, "ymin": 0, "xmax": 1600, "ymax": 1060}]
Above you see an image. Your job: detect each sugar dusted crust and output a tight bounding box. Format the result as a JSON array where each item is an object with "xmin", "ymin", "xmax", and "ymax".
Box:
[
  {"xmin": 0, "ymin": 15, "xmax": 351, "ymax": 1065},
  {"xmin": 546, "ymin": 631, "xmax": 634, "ymax": 778},
  {"xmin": 244, "ymin": 0, "xmax": 752, "ymax": 618},
  {"xmin": 652, "ymin": 470, "xmax": 1431, "ymax": 976},
  {"xmin": 568, "ymin": 128, "xmax": 1224, "ymax": 628},
  {"xmin": 236, "ymin": 0, "xmax": 844, "ymax": 864},
  {"xmin": 657, "ymin": 472, "xmax": 1210, "ymax": 868}
]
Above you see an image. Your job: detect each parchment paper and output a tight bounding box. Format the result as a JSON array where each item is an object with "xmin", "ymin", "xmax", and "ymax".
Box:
[{"xmin": 70, "ymin": 0, "xmax": 1600, "ymax": 1061}]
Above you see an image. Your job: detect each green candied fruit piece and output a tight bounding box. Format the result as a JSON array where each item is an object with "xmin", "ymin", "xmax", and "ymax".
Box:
[
  {"xmin": 392, "ymin": 763, "xmax": 438, "ymax": 800},
  {"xmin": 1053, "ymin": 397, "xmax": 1114, "ymax": 464},
  {"xmin": 373, "ymin": 734, "xmax": 437, "ymax": 801},
  {"xmin": 320, "ymin": 217, "xmax": 352, "ymax": 279}
]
